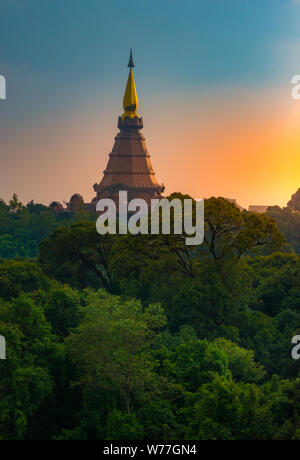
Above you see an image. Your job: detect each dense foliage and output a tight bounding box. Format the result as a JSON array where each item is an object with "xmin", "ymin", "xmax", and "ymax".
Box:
[
  {"xmin": 287, "ymin": 188, "xmax": 300, "ymax": 212},
  {"xmin": 0, "ymin": 194, "xmax": 299, "ymax": 440},
  {"xmin": 267, "ymin": 206, "xmax": 300, "ymax": 253},
  {"xmin": 0, "ymin": 194, "xmax": 95, "ymax": 259}
]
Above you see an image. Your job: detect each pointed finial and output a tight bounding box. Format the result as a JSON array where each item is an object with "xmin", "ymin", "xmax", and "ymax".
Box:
[
  {"xmin": 122, "ymin": 49, "xmax": 139, "ymax": 119},
  {"xmin": 128, "ymin": 48, "xmax": 135, "ymax": 68}
]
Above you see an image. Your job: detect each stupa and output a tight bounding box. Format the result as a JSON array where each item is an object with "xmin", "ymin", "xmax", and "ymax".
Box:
[{"xmin": 93, "ymin": 49, "xmax": 164, "ymax": 210}]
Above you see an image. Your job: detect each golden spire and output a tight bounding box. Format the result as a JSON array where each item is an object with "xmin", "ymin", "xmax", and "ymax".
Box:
[{"xmin": 122, "ymin": 49, "xmax": 139, "ymax": 119}]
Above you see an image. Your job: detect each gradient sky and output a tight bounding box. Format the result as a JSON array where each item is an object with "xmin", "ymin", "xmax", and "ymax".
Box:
[{"xmin": 0, "ymin": 0, "xmax": 300, "ymax": 208}]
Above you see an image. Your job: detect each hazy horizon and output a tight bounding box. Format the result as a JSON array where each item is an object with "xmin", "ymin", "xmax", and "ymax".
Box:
[{"xmin": 1, "ymin": 0, "xmax": 300, "ymax": 208}]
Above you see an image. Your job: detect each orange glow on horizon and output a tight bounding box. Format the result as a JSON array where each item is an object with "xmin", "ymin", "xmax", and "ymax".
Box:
[{"xmin": 1, "ymin": 87, "xmax": 299, "ymax": 210}]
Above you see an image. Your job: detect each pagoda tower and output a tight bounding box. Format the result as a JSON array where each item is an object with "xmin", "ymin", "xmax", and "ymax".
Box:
[{"xmin": 93, "ymin": 50, "xmax": 164, "ymax": 210}]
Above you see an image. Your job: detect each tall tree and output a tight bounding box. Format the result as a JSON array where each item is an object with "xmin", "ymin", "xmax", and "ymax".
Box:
[{"xmin": 288, "ymin": 188, "xmax": 300, "ymax": 212}]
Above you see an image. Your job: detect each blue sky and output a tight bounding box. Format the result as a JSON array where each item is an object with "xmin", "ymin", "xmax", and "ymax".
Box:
[{"xmin": 0, "ymin": 0, "xmax": 299, "ymax": 118}]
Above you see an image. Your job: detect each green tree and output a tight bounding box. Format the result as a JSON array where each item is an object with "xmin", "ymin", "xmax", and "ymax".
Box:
[
  {"xmin": 204, "ymin": 197, "xmax": 285, "ymax": 261},
  {"xmin": 44, "ymin": 287, "xmax": 82, "ymax": 338},
  {"xmin": 185, "ymin": 376, "xmax": 275, "ymax": 440},
  {"xmin": 213, "ymin": 338, "xmax": 265, "ymax": 383},
  {"xmin": 0, "ymin": 294, "xmax": 58, "ymax": 439},
  {"xmin": 267, "ymin": 206, "xmax": 300, "ymax": 253},
  {"xmin": 39, "ymin": 222, "xmax": 116, "ymax": 290},
  {"xmin": 63, "ymin": 291, "xmax": 166, "ymax": 439},
  {"xmin": 0, "ymin": 259, "xmax": 50, "ymax": 301},
  {"xmin": 287, "ymin": 188, "xmax": 300, "ymax": 211}
]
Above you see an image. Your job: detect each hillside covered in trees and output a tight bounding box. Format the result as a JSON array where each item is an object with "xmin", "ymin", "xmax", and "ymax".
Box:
[{"xmin": 0, "ymin": 194, "xmax": 299, "ymax": 440}]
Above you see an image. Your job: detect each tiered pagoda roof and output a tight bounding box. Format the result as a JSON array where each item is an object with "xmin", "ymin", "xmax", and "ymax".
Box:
[{"xmin": 93, "ymin": 50, "xmax": 164, "ymax": 207}]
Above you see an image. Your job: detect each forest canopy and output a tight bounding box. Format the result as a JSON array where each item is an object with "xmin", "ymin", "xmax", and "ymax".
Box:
[{"xmin": 0, "ymin": 193, "xmax": 299, "ymax": 440}]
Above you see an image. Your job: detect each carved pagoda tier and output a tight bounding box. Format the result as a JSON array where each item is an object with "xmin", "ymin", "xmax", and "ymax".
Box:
[{"xmin": 93, "ymin": 50, "xmax": 164, "ymax": 209}]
